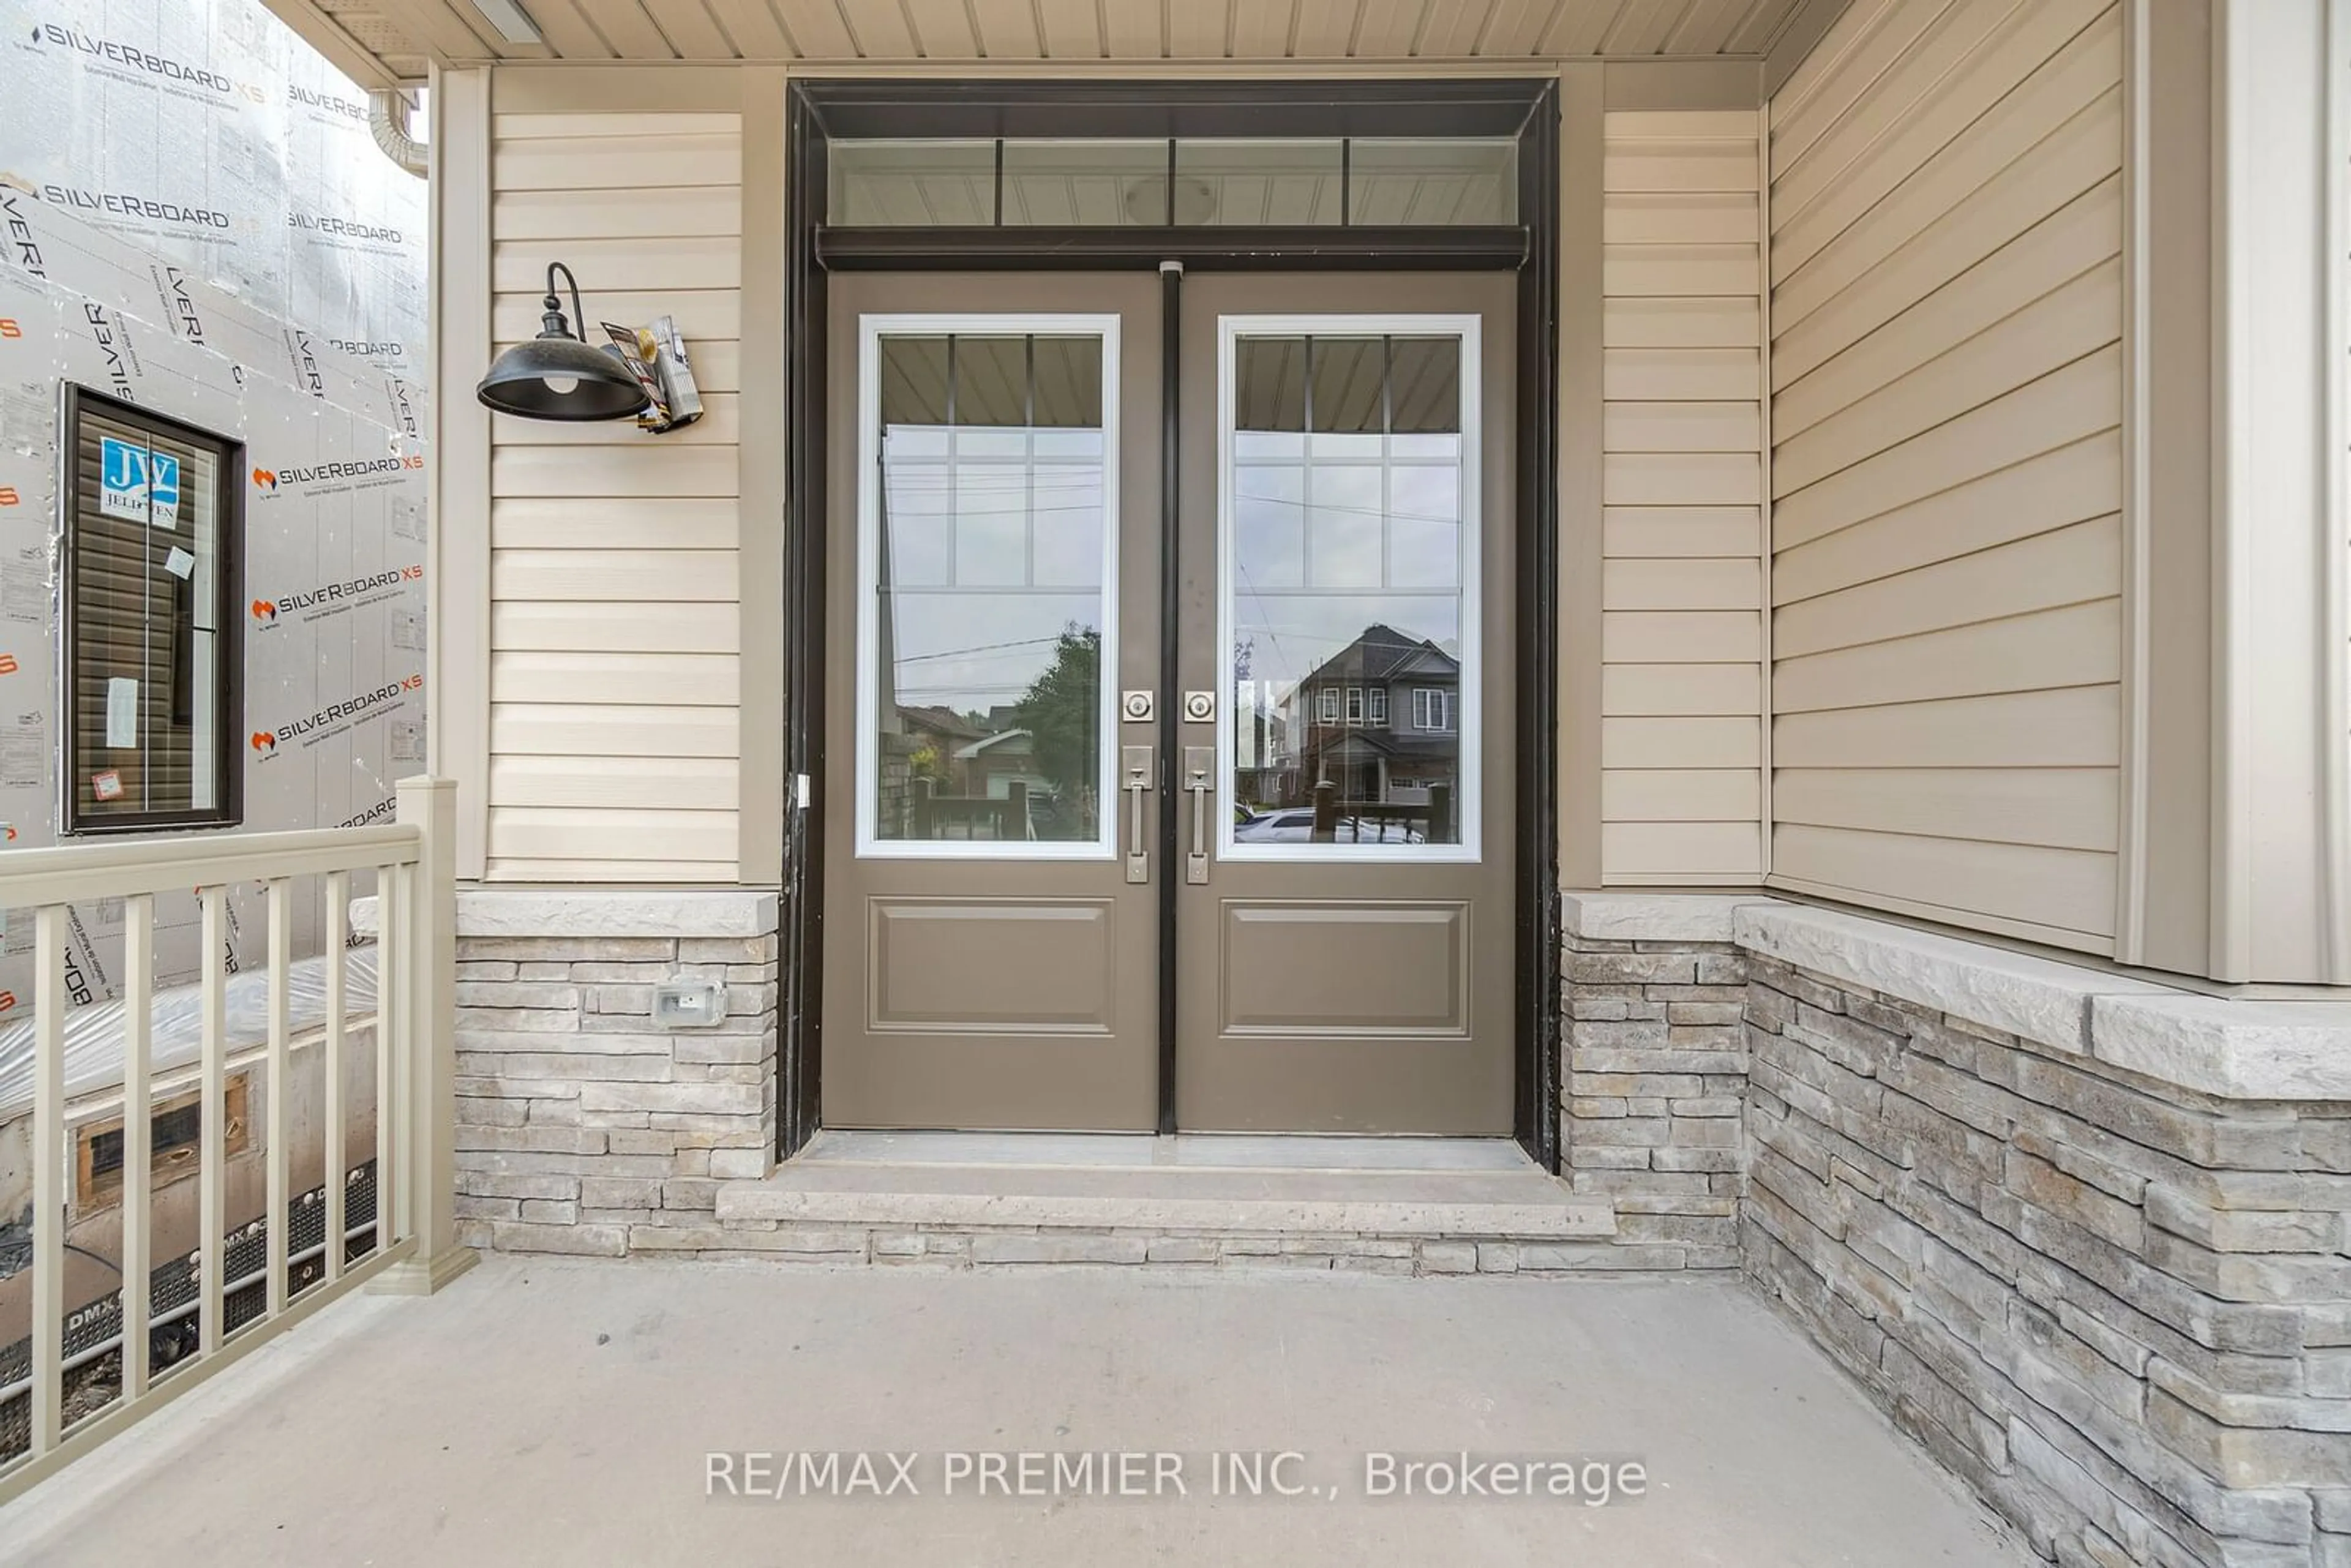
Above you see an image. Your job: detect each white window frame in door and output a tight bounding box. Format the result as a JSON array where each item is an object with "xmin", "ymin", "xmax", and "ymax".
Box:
[
  {"xmin": 854, "ymin": 312, "xmax": 1123, "ymax": 861},
  {"xmin": 1217, "ymin": 312, "xmax": 1482, "ymax": 865}
]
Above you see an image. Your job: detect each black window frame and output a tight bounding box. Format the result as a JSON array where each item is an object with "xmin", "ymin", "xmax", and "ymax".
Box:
[{"xmin": 58, "ymin": 383, "xmax": 246, "ymax": 836}]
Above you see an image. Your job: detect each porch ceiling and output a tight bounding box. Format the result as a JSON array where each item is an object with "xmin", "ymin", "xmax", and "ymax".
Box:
[{"xmin": 263, "ymin": 0, "xmax": 1825, "ymax": 88}]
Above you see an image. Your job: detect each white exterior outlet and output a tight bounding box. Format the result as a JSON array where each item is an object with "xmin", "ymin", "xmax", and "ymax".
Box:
[{"xmin": 651, "ymin": 978, "xmax": 727, "ymax": 1029}]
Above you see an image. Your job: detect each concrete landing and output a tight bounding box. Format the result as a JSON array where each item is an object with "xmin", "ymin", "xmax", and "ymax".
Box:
[{"xmin": 0, "ymin": 1255, "xmax": 2034, "ymax": 1567}]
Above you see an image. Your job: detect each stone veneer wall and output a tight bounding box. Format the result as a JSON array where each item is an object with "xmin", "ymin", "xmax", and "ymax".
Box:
[
  {"xmin": 1560, "ymin": 926, "xmax": 1749, "ymax": 1269},
  {"xmin": 1741, "ymin": 949, "xmax": 2351, "ymax": 1568},
  {"xmin": 1562, "ymin": 893, "xmax": 2351, "ymax": 1568},
  {"xmin": 444, "ymin": 893, "xmax": 779, "ymax": 1258}
]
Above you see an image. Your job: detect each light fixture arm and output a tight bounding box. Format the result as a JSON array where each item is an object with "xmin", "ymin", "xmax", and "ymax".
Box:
[{"xmin": 541, "ymin": 260, "xmax": 588, "ymax": 340}]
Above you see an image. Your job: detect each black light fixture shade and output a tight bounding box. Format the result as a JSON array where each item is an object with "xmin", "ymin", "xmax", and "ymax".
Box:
[{"xmin": 475, "ymin": 260, "xmax": 652, "ymax": 422}]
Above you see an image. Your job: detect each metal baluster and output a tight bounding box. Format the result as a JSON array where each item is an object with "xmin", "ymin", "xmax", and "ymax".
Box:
[
  {"xmin": 323, "ymin": 872, "xmax": 348, "ymax": 1284},
  {"xmin": 30, "ymin": 906, "xmax": 64, "ymax": 1453},
  {"xmin": 197, "ymin": 887, "xmax": 226, "ymax": 1357},
  {"xmin": 263, "ymin": 878, "xmax": 291, "ymax": 1318},
  {"xmin": 121, "ymin": 895, "xmax": 154, "ymax": 1399}
]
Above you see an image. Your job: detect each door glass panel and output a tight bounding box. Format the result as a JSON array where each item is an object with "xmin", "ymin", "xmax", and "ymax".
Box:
[
  {"xmin": 1226, "ymin": 326, "xmax": 1474, "ymax": 856},
  {"xmin": 864, "ymin": 327, "xmax": 1113, "ymax": 855}
]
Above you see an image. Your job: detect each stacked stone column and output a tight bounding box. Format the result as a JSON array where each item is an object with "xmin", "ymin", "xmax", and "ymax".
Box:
[
  {"xmin": 445, "ymin": 895, "xmax": 780, "ymax": 1258},
  {"xmin": 1559, "ymin": 896, "xmax": 1755, "ymax": 1269}
]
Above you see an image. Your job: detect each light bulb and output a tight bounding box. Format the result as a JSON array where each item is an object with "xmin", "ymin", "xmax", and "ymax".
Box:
[{"xmin": 542, "ymin": 375, "xmax": 580, "ymax": 396}]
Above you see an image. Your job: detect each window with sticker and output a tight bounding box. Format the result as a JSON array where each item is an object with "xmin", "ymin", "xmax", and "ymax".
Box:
[{"xmin": 62, "ymin": 387, "xmax": 242, "ymax": 831}]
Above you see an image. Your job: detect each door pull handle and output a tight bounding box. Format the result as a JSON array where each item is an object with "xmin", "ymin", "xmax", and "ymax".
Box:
[
  {"xmin": 1183, "ymin": 746, "xmax": 1214, "ymax": 885},
  {"xmin": 1123, "ymin": 745, "xmax": 1153, "ymax": 883}
]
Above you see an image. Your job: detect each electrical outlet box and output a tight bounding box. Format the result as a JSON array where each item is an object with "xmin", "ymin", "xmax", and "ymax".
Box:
[{"xmin": 651, "ymin": 978, "xmax": 727, "ymax": 1029}]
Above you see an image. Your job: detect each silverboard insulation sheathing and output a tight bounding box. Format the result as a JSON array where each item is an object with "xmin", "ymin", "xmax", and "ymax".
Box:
[{"xmin": 0, "ymin": 0, "xmax": 429, "ymax": 1013}]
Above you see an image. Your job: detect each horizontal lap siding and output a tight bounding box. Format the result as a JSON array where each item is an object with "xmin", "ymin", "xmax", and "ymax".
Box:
[
  {"xmin": 1765, "ymin": 0, "xmax": 2124, "ymax": 951},
  {"xmin": 1600, "ymin": 108, "xmax": 1766, "ymax": 884},
  {"xmin": 486, "ymin": 112, "xmax": 745, "ymax": 882}
]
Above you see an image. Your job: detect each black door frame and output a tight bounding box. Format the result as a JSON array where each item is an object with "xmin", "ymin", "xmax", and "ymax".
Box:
[{"xmin": 779, "ymin": 77, "xmax": 1563, "ymax": 1168}]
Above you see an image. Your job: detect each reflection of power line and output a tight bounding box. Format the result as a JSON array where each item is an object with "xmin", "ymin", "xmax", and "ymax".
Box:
[
  {"xmin": 885, "ymin": 492, "xmax": 1464, "ymax": 528},
  {"xmin": 1228, "ymin": 494, "xmax": 1463, "ymax": 526},
  {"xmin": 891, "ymin": 634, "xmax": 1063, "ymax": 663},
  {"xmin": 1231, "ymin": 607, "xmax": 1449, "ymax": 650},
  {"xmin": 884, "ymin": 504, "xmax": 1109, "ymax": 517},
  {"xmin": 883, "ymin": 472, "xmax": 1101, "ymax": 484},
  {"xmin": 896, "ymin": 684, "xmax": 1050, "ymax": 697}
]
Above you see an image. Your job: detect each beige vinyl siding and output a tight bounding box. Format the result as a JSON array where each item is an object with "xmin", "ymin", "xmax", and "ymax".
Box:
[
  {"xmin": 486, "ymin": 111, "xmax": 745, "ymax": 882},
  {"xmin": 1600, "ymin": 107, "xmax": 1766, "ymax": 884},
  {"xmin": 1766, "ymin": 0, "xmax": 2124, "ymax": 952}
]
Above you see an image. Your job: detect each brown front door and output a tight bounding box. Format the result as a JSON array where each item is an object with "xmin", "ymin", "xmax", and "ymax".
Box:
[
  {"xmin": 822, "ymin": 270, "xmax": 1513, "ymax": 1135},
  {"xmin": 821, "ymin": 273, "xmax": 1163, "ymax": 1130},
  {"xmin": 1172, "ymin": 274, "xmax": 1516, "ymax": 1133}
]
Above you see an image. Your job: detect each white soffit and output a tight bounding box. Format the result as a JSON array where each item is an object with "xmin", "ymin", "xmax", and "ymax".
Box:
[{"xmin": 262, "ymin": 0, "xmax": 1820, "ymax": 79}]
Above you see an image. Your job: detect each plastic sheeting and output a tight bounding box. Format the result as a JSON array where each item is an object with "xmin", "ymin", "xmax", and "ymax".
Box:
[{"xmin": 0, "ymin": 945, "xmax": 379, "ymax": 1120}]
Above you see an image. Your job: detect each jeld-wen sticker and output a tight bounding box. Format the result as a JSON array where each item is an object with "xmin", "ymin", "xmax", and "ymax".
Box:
[{"xmin": 99, "ymin": 437, "xmax": 180, "ymax": 528}]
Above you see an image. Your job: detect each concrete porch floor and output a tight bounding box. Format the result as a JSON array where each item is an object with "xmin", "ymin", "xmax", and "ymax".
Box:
[{"xmin": 0, "ymin": 1255, "xmax": 2031, "ymax": 1567}]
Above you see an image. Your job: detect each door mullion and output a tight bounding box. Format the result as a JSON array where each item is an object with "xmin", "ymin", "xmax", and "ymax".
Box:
[{"xmin": 1157, "ymin": 260, "xmax": 1183, "ymax": 1136}]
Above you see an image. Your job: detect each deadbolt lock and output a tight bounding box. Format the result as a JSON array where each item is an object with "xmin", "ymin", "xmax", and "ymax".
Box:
[
  {"xmin": 1182, "ymin": 691, "xmax": 1215, "ymax": 723},
  {"xmin": 1122, "ymin": 690, "xmax": 1153, "ymax": 722}
]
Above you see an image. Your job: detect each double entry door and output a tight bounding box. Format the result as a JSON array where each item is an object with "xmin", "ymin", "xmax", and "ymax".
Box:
[{"xmin": 822, "ymin": 271, "xmax": 1514, "ymax": 1134}]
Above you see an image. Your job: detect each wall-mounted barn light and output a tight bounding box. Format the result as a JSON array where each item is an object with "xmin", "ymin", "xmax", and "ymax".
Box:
[{"xmin": 474, "ymin": 261, "xmax": 651, "ymax": 422}]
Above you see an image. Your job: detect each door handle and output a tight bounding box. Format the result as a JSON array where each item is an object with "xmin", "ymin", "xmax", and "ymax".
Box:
[
  {"xmin": 1122, "ymin": 745, "xmax": 1152, "ymax": 883},
  {"xmin": 1183, "ymin": 746, "xmax": 1214, "ymax": 885}
]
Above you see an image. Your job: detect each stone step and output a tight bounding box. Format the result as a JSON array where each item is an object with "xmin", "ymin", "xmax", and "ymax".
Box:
[{"xmin": 710, "ymin": 1154, "xmax": 1614, "ymax": 1244}]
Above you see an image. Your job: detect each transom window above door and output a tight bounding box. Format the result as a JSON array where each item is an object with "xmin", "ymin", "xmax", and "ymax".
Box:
[{"xmin": 829, "ymin": 137, "xmax": 1519, "ymax": 228}]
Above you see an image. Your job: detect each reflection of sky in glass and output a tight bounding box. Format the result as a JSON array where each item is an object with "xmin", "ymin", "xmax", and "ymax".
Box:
[
  {"xmin": 1229, "ymin": 426, "xmax": 1466, "ymax": 700},
  {"xmin": 880, "ymin": 427, "xmax": 1105, "ymax": 712}
]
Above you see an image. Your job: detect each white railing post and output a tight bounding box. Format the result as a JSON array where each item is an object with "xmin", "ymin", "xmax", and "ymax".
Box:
[
  {"xmin": 30, "ymin": 907, "xmax": 65, "ymax": 1455},
  {"xmin": 374, "ymin": 776, "xmax": 475, "ymax": 1295}
]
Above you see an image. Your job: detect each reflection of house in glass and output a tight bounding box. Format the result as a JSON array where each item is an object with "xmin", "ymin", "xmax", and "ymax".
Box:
[
  {"xmin": 1249, "ymin": 623, "xmax": 1460, "ymax": 841},
  {"xmin": 877, "ymin": 705, "xmax": 1049, "ymax": 841},
  {"xmin": 868, "ymin": 331, "xmax": 1109, "ymax": 846}
]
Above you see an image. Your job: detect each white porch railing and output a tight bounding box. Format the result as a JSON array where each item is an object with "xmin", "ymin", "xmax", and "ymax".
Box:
[{"xmin": 0, "ymin": 776, "xmax": 467, "ymax": 1504}]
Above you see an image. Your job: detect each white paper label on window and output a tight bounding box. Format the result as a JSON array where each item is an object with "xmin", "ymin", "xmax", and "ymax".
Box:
[
  {"xmin": 105, "ymin": 677, "xmax": 138, "ymax": 748},
  {"xmin": 164, "ymin": 547, "xmax": 195, "ymax": 579}
]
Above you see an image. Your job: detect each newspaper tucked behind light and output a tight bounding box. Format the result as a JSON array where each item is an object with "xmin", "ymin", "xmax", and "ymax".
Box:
[
  {"xmin": 599, "ymin": 314, "xmax": 703, "ymax": 433},
  {"xmin": 646, "ymin": 315, "xmax": 704, "ymax": 427}
]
